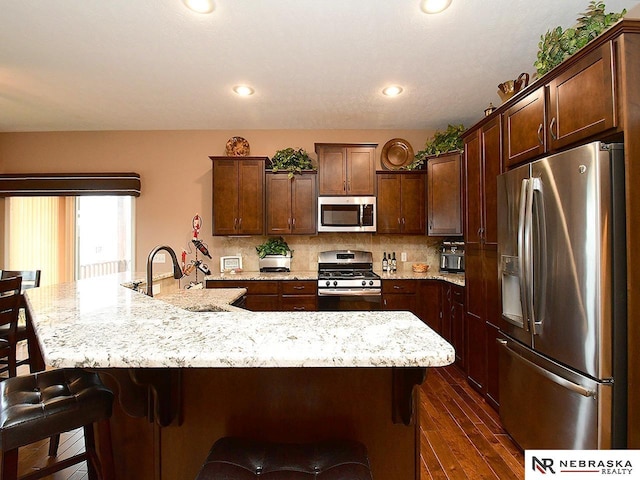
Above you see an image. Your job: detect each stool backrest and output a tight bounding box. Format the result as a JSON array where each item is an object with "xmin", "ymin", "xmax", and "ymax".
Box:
[
  {"xmin": 0, "ymin": 270, "xmax": 41, "ymax": 292},
  {"xmin": 0, "ymin": 276, "xmax": 22, "ymax": 335}
]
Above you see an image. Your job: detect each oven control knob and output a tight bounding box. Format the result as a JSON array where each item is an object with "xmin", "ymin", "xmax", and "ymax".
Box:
[
  {"xmin": 369, "ymin": 280, "xmax": 374, "ymax": 286},
  {"xmin": 333, "ymin": 281, "xmax": 338, "ymax": 286},
  {"xmin": 361, "ymin": 280, "xmax": 366, "ymax": 286},
  {"xmin": 325, "ymin": 281, "xmax": 331, "ymax": 287}
]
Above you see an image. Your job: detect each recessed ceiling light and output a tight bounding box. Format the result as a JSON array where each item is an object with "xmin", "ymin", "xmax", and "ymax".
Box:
[
  {"xmin": 420, "ymin": 0, "xmax": 452, "ymax": 14},
  {"xmin": 382, "ymin": 85, "xmax": 404, "ymax": 97},
  {"xmin": 182, "ymin": 0, "xmax": 214, "ymax": 14},
  {"xmin": 233, "ymin": 85, "xmax": 255, "ymax": 96}
]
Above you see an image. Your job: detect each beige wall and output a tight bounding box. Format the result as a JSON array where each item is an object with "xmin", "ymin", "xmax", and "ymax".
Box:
[{"xmin": 0, "ymin": 129, "xmax": 447, "ymax": 279}]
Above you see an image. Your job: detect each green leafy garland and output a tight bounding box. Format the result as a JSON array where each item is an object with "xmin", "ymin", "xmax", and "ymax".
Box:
[
  {"xmin": 404, "ymin": 124, "xmax": 465, "ymax": 170},
  {"xmin": 269, "ymin": 148, "xmax": 315, "ymax": 178},
  {"xmin": 535, "ymin": 1, "xmax": 626, "ymax": 76}
]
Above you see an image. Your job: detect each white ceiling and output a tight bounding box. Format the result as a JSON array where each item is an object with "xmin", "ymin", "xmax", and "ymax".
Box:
[{"xmin": 1, "ymin": 0, "xmax": 637, "ymax": 132}]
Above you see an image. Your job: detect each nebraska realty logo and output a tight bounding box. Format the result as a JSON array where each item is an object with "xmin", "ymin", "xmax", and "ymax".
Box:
[{"xmin": 525, "ymin": 450, "xmax": 638, "ymax": 478}]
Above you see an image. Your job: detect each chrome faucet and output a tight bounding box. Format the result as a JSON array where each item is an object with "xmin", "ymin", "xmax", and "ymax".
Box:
[{"xmin": 146, "ymin": 245, "xmax": 184, "ymax": 297}]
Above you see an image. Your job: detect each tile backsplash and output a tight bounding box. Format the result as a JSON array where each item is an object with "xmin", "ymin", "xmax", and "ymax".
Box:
[{"xmin": 186, "ymin": 234, "xmax": 447, "ymax": 275}]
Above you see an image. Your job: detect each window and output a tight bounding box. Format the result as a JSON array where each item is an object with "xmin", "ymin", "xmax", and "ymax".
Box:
[{"xmin": 5, "ymin": 196, "xmax": 134, "ymax": 285}]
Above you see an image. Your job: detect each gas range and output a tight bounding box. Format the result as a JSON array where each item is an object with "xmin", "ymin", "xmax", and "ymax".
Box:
[{"xmin": 317, "ymin": 250, "xmax": 381, "ymax": 294}]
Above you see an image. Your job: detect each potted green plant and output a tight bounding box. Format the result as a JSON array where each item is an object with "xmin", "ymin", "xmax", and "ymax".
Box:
[
  {"xmin": 256, "ymin": 237, "xmax": 293, "ymax": 271},
  {"xmin": 403, "ymin": 124, "xmax": 465, "ymax": 170},
  {"xmin": 269, "ymin": 147, "xmax": 315, "ymax": 178},
  {"xmin": 535, "ymin": 2, "xmax": 626, "ymax": 76}
]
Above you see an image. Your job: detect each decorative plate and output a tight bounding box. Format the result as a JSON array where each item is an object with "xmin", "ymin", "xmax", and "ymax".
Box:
[
  {"xmin": 381, "ymin": 138, "xmax": 414, "ymax": 170},
  {"xmin": 225, "ymin": 137, "xmax": 250, "ymax": 156}
]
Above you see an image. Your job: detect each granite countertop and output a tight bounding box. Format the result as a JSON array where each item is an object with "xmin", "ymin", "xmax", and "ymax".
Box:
[
  {"xmin": 25, "ymin": 274, "xmax": 454, "ymax": 370},
  {"xmin": 205, "ymin": 270, "xmax": 465, "ymax": 286}
]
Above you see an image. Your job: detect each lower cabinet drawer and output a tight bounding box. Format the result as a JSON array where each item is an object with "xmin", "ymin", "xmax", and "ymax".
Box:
[
  {"xmin": 281, "ymin": 280, "xmax": 317, "ymax": 295},
  {"xmin": 280, "ymin": 295, "xmax": 317, "ymax": 311}
]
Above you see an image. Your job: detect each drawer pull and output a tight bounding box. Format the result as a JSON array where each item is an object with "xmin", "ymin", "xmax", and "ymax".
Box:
[
  {"xmin": 393, "ymin": 285, "xmax": 404, "ymax": 290},
  {"xmin": 293, "ymin": 286, "xmax": 305, "ymax": 290}
]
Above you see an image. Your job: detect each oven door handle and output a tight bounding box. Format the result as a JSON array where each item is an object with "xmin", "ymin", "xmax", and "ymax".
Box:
[{"xmin": 317, "ymin": 289, "xmax": 382, "ymax": 296}]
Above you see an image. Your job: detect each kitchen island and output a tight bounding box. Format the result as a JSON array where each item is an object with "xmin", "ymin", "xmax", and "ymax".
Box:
[{"xmin": 25, "ymin": 274, "xmax": 454, "ymax": 480}]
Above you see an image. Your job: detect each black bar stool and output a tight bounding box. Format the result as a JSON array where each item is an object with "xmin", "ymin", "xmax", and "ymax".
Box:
[
  {"xmin": 0, "ymin": 368, "xmax": 114, "ymax": 480},
  {"xmin": 194, "ymin": 437, "xmax": 373, "ymax": 479}
]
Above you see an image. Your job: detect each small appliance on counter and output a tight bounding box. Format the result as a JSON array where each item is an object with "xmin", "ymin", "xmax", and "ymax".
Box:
[
  {"xmin": 440, "ymin": 241, "xmax": 465, "ymax": 273},
  {"xmin": 259, "ymin": 253, "xmax": 291, "ymax": 272}
]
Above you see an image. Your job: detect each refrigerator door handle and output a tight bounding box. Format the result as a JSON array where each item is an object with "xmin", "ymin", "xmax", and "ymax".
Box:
[
  {"xmin": 523, "ymin": 177, "xmax": 536, "ymax": 331},
  {"xmin": 517, "ymin": 178, "xmax": 530, "ymax": 331},
  {"xmin": 499, "ymin": 340, "xmax": 596, "ymax": 398},
  {"xmin": 530, "ymin": 177, "xmax": 547, "ymax": 336}
]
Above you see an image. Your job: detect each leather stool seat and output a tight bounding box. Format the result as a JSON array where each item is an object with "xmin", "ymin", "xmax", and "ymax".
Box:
[
  {"xmin": 195, "ymin": 437, "xmax": 373, "ymax": 480},
  {"xmin": 0, "ymin": 369, "xmax": 114, "ymax": 480}
]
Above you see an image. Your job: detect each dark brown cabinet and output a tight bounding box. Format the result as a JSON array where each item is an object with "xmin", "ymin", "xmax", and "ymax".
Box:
[
  {"xmin": 206, "ymin": 280, "xmax": 318, "ymax": 312},
  {"xmin": 442, "ymin": 283, "xmax": 465, "ymax": 369},
  {"xmin": 315, "ymin": 143, "xmax": 376, "ymax": 195},
  {"xmin": 280, "ymin": 280, "xmax": 318, "ymax": 311},
  {"xmin": 503, "ymin": 87, "xmax": 546, "ymax": 168},
  {"xmin": 462, "ymin": 115, "xmax": 502, "ymax": 400},
  {"xmin": 547, "ymin": 42, "xmax": 616, "ymax": 151},
  {"xmin": 376, "ymin": 172, "xmax": 426, "ymax": 234},
  {"xmin": 206, "ymin": 280, "xmax": 279, "ymax": 311},
  {"xmin": 265, "ymin": 172, "xmax": 317, "ymax": 235},
  {"xmin": 382, "ymin": 279, "xmax": 418, "ymax": 313},
  {"xmin": 427, "ymin": 152, "xmax": 462, "ymax": 236},
  {"xmin": 210, "ymin": 157, "xmax": 266, "ymax": 235},
  {"xmin": 416, "ymin": 281, "xmax": 442, "ymax": 333},
  {"xmin": 504, "ymin": 42, "xmax": 616, "ymax": 169}
]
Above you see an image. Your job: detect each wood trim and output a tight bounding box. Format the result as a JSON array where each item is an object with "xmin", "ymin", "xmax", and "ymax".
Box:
[{"xmin": 0, "ymin": 172, "xmax": 141, "ymax": 197}]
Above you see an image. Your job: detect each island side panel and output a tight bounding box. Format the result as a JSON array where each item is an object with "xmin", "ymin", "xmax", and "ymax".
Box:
[{"xmin": 161, "ymin": 368, "xmax": 418, "ymax": 480}]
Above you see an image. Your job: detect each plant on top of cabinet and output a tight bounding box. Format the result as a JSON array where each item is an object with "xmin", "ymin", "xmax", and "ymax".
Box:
[
  {"xmin": 534, "ymin": 1, "xmax": 626, "ymax": 76},
  {"xmin": 404, "ymin": 124, "xmax": 465, "ymax": 170},
  {"xmin": 269, "ymin": 148, "xmax": 315, "ymax": 178}
]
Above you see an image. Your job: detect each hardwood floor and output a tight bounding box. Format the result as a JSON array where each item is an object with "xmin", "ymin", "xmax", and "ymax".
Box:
[
  {"xmin": 419, "ymin": 365, "xmax": 524, "ymax": 479},
  {"xmin": 5, "ymin": 346, "xmax": 523, "ymax": 480}
]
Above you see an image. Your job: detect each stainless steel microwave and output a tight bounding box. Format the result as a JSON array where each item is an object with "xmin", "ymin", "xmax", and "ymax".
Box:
[{"xmin": 317, "ymin": 196, "xmax": 376, "ymax": 232}]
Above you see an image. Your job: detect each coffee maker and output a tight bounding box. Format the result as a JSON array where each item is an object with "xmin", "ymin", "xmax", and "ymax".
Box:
[{"xmin": 440, "ymin": 241, "xmax": 465, "ymax": 273}]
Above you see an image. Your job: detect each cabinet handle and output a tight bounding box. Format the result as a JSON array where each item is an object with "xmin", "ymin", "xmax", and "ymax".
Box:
[
  {"xmin": 383, "ymin": 298, "xmax": 387, "ymax": 306},
  {"xmin": 293, "ymin": 306, "xmax": 305, "ymax": 311},
  {"xmin": 293, "ymin": 286, "xmax": 305, "ymax": 290},
  {"xmin": 397, "ymin": 218, "xmax": 402, "ymax": 225},
  {"xmin": 347, "ymin": 180, "xmax": 351, "ymax": 191},
  {"xmin": 537, "ymin": 123, "xmax": 544, "ymax": 145},
  {"xmin": 549, "ymin": 117, "xmax": 557, "ymax": 140},
  {"xmin": 234, "ymin": 218, "xmax": 238, "ymax": 230},
  {"xmin": 343, "ymin": 180, "xmax": 347, "ymax": 192},
  {"xmin": 292, "ymin": 218, "xmax": 296, "ymax": 227},
  {"xmin": 401, "ymin": 218, "xmax": 406, "ymax": 225},
  {"xmin": 393, "ymin": 285, "xmax": 404, "ymax": 290}
]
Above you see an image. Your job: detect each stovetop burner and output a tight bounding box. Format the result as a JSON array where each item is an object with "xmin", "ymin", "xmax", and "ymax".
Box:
[{"xmin": 317, "ymin": 250, "xmax": 381, "ymax": 292}]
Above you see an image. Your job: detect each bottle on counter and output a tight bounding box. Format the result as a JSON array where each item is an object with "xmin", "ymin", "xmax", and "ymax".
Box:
[
  {"xmin": 391, "ymin": 252, "xmax": 397, "ymax": 272},
  {"xmin": 382, "ymin": 252, "xmax": 388, "ymax": 272}
]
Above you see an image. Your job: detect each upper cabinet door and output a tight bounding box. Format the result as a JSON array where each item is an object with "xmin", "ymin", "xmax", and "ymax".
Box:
[
  {"xmin": 376, "ymin": 174, "xmax": 402, "ymax": 234},
  {"xmin": 317, "ymin": 146, "xmax": 347, "ymax": 195},
  {"xmin": 400, "ymin": 173, "xmax": 426, "ymax": 235},
  {"xmin": 237, "ymin": 159, "xmax": 265, "ymax": 235},
  {"xmin": 346, "ymin": 147, "xmax": 375, "ymax": 195},
  {"xmin": 316, "ymin": 143, "xmax": 377, "ymax": 196},
  {"xmin": 265, "ymin": 173, "xmax": 293, "ymax": 235},
  {"xmin": 291, "ymin": 173, "xmax": 317, "ymax": 234},
  {"xmin": 503, "ymin": 87, "xmax": 546, "ymax": 168},
  {"xmin": 212, "ymin": 158, "xmax": 240, "ymax": 235},
  {"xmin": 427, "ymin": 152, "xmax": 462, "ymax": 236},
  {"xmin": 547, "ymin": 42, "xmax": 616, "ymax": 151},
  {"xmin": 464, "ymin": 130, "xmax": 483, "ymax": 245},
  {"xmin": 211, "ymin": 157, "xmax": 266, "ymax": 236},
  {"xmin": 481, "ymin": 116, "xmax": 502, "ymax": 246}
]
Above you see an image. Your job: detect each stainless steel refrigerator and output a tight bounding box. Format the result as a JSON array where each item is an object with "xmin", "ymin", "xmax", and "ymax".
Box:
[{"xmin": 496, "ymin": 141, "xmax": 627, "ymax": 450}]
